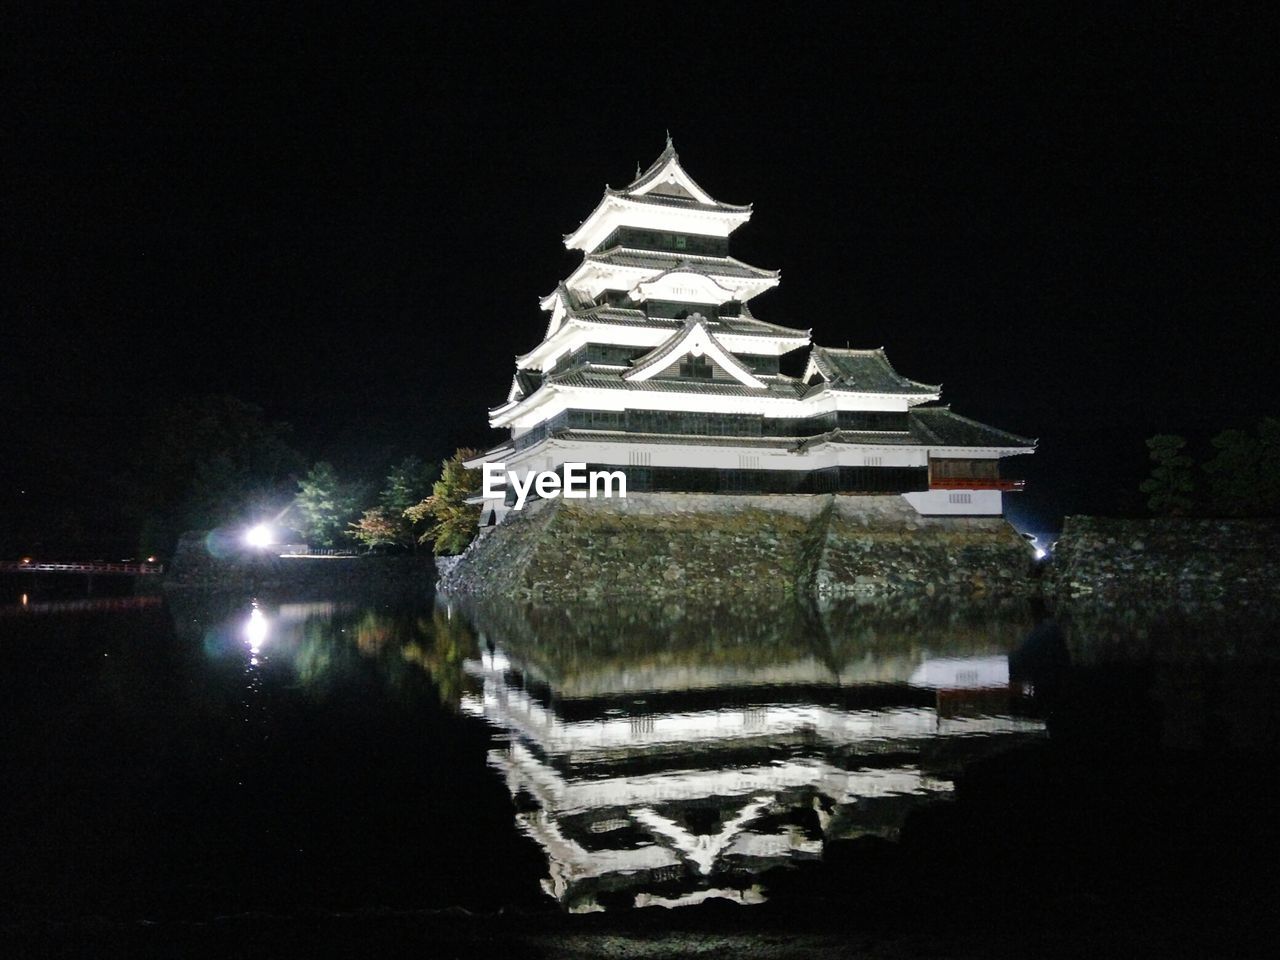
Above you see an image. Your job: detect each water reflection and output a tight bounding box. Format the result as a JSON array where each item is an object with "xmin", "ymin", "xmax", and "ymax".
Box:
[
  {"xmin": 6, "ymin": 584, "xmax": 1275, "ymax": 929},
  {"xmin": 450, "ymin": 597, "xmax": 1047, "ymax": 913},
  {"xmin": 149, "ymin": 591, "xmax": 1280, "ymax": 918},
  {"xmin": 166, "ymin": 595, "xmax": 480, "ymax": 707}
]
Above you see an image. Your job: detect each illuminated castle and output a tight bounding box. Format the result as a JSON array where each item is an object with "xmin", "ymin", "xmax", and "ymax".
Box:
[{"xmin": 471, "ymin": 139, "xmax": 1033, "ymax": 524}]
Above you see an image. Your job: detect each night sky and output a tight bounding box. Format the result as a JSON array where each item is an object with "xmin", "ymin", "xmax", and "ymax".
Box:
[{"xmin": 5, "ymin": 5, "xmax": 1276, "ymax": 551}]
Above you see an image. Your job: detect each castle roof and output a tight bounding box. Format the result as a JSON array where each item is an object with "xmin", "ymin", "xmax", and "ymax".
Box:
[
  {"xmin": 806, "ymin": 346, "xmax": 941, "ymax": 396},
  {"xmin": 585, "ymin": 247, "xmax": 779, "ymax": 280},
  {"xmin": 608, "ymin": 136, "xmax": 751, "ymax": 212},
  {"xmin": 564, "ymin": 140, "xmax": 753, "ymax": 251},
  {"xmin": 909, "ymin": 406, "xmax": 1036, "ymax": 448}
]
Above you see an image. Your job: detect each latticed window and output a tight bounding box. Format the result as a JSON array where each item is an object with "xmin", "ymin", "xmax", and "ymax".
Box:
[{"xmin": 679, "ymin": 354, "xmax": 713, "ymax": 378}]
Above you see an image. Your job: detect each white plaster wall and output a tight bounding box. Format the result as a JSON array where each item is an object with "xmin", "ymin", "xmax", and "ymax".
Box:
[
  {"xmin": 902, "ymin": 489, "xmax": 1004, "ymax": 516},
  {"xmin": 502, "ymin": 438, "xmax": 931, "ymax": 474}
]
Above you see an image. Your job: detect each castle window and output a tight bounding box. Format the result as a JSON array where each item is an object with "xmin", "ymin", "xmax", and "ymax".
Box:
[{"xmin": 679, "ymin": 354, "xmax": 713, "ymax": 378}]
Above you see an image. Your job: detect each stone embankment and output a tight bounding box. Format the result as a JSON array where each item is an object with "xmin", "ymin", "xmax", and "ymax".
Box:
[
  {"xmin": 437, "ymin": 493, "xmax": 1035, "ymax": 601},
  {"xmin": 1046, "ymin": 516, "xmax": 1280, "ymax": 602},
  {"xmin": 165, "ymin": 532, "xmax": 435, "ymax": 594}
]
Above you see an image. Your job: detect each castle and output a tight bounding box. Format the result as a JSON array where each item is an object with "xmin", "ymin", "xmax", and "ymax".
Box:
[{"xmin": 469, "ymin": 140, "xmax": 1033, "ymax": 525}]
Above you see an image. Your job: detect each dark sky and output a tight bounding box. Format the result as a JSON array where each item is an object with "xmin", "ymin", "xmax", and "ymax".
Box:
[{"xmin": 5, "ymin": 4, "xmax": 1277, "ymax": 545}]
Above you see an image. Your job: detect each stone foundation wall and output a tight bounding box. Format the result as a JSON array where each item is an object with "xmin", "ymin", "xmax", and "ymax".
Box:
[
  {"xmin": 1046, "ymin": 516, "xmax": 1280, "ymax": 601},
  {"xmin": 437, "ymin": 493, "xmax": 1035, "ymax": 601}
]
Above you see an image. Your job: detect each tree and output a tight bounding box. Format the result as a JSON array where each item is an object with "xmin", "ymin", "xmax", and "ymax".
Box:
[
  {"xmin": 349, "ymin": 507, "xmax": 416, "ymax": 552},
  {"xmin": 1139, "ymin": 434, "xmax": 1195, "ymax": 516},
  {"xmin": 1258, "ymin": 417, "xmax": 1280, "ymax": 514},
  {"xmin": 1203, "ymin": 417, "xmax": 1280, "ymax": 516},
  {"xmin": 380, "ymin": 456, "xmax": 437, "ymax": 551},
  {"xmin": 347, "ymin": 457, "xmax": 439, "ymax": 552},
  {"xmin": 294, "ymin": 462, "xmax": 367, "ymax": 547},
  {"xmin": 381, "ymin": 456, "xmax": 436, "ymax": 514},
  {"xmin": 405, "ymin": 448, "xmax": 481, "ymax": 556}
]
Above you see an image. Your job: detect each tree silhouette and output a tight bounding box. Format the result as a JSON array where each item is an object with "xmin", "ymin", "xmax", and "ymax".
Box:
[
  {"xmin": 1139, "ymin": 434, "xmax": 1195, "ymax": 516},
  {"xmin": 294, "ymin": 462, "xmax": 367, "ymax": 546},
  {"xmin": 1204, "ymin": 417, "xmax": 1280, "ymax": 516}
]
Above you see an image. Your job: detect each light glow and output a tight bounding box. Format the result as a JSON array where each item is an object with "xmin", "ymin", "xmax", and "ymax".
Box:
[{"xmin": 244, "ymin": 524, "xmax": 275, "ymax": 548}]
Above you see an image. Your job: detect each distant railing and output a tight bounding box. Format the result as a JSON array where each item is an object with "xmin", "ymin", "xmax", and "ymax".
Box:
[
  {"xmin": 930, "ymin": 478, "xmax": 1026, "ymax": 492},
  {"xmin": 276, "ymin": 547, "xmax": 360, "ymax": 557},
  {"xmin": 0, "ymin": 560, "xmax": 164, "ymax": 575}
]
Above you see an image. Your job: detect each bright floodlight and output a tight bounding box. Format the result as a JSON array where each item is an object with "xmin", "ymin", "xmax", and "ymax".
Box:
[{"xmin": 245, "ymin": 523, "xmax": 275, "ymax": 548}]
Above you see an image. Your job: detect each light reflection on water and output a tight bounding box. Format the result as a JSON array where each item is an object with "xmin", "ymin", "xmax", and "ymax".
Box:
[
  {"xmin": 243, "ymin": 605, "xmax": 268, "ymax": 661},
  {"xmin": 167, "ymin": 595, "xmax": 482, "ymax": 707}
]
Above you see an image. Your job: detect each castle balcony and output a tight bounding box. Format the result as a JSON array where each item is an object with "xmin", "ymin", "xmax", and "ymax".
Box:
[{"xmin": 929, "ymin": 477, "xmax": 1026, "ymax": 492}]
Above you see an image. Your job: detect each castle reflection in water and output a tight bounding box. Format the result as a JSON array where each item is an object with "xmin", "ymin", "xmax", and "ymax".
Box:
[{"xmin": 449, "ymin": 597, "xmax": 1048, "ymax": 912}]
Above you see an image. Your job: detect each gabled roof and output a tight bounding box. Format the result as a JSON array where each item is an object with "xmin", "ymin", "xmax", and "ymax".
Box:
[
  {"xmin": 623, "ymin": 315, "xmax": 765, "ymax": 388},
  {"xmin": 611, "ymin": 137, "xmax": 751, "ymax": 212},
  {"xmin": 909, "ymin": 406, "xmax": 1037, "ymax": 449},
  {"xmin": 563, "ymin": 141, "xmax": 753, "ymax": 251},
  {"xmin": 806, "ymin": 346, "xmax": 941, "ymax": 396}
]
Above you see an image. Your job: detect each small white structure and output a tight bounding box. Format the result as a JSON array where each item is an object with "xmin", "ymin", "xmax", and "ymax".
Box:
[{"xmin": 469, "ymin": 139, "xmax": 1034, "ymax": 524}]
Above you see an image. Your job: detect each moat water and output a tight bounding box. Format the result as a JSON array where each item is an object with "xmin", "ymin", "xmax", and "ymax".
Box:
[{"xmin": 2, "ymin": 581, "xmax": 1277, "ymax": 931}]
